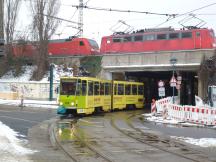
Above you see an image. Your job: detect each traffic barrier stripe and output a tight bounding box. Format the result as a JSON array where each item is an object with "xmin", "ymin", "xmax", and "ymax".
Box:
[{"xmin": 155, "ymin": 97, "xmax": 216, "ymax": 126}]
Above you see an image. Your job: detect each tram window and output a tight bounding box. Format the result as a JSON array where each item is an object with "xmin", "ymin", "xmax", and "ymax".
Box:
[
  {"xmin": 94, "ymin": 82, "xmax": 100, "ymax": 95},
  {"xmin": 143, "ymin": 34, "xmax": 155, "ymax": 41},
  {"xmin": 76, "ymin": 79, "xmax": 81, "ymax": 96},
  {"xmin": 118, "ymin": 84, "xmax": 124, "ymax": 95},
  {"xmin": 169, "ymin": 33, "xmax": 179, "ymax": 39},
  {"xmin": 60, "ymin": 80, "xmax": 76, "ymax": 95},
  {"xmin": 157, "ymin": 34, "xmax": 167, "ymax": 40},
  {"xmin": 82, "ymin": 80, "xmax": 87, "ymax": 96},
  {"xmin": 105, "ymin": 83, "xmax": 110, "ymax": 95},
  {"xmin": 88, "ymin": 81, "xmax": 93, "ymax": 96},
  {"xmin": 114, "ymin": 84, "xmax": 117, "ymax": 95},
  {"xmin": 134, "ymin": 35, "xmax": 143, "ymax": 42},
  {"xmin": 132, "ymin": 85, "xmax": 137, "ymax": 95},
  {"xmin": 79, "ymin": 41, "xmax": 84, "ymax": 46},
  {"xmin": 123, "ymin": 36, "xmax": 132, "ymax": 42},
  {"xmin": 125, "ymin": 84, "xmax": 131, "ymax": 95},
  {"xmin": 138, "ymin": 85, "xmax": 144, "ymax": 95},
  {"xmin": 100, "ymin": 83, "xmax": 105, "ymax": 95},
  {"xmin": 113, "ymin": 37, "xmax": 122, "ymax": 43},
  {"xmin": 181, "ymin": 32, "xmax": 192, "ymax": 38}
]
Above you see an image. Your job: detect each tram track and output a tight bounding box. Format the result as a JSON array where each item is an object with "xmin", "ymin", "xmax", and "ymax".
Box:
[
  {"xmin": 110, "ymin": 114, "xmax": 211, "ymax": 162},
  {"xmin": 53, "ymin": 117, "xmax": 116, "ymax": 162}
]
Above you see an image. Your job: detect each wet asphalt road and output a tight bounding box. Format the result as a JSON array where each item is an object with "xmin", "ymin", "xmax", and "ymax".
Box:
[
  {"xmin": 0, "ymin": 105, "xmax": 56, "ymax": 138},
  {"xmin": 142, "ymin": 120, "xmax": 216, "ymax": 138}
]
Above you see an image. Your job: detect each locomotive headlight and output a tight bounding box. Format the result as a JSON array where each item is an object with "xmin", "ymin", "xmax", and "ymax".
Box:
[
  {"xmin": 213, "ymin": 43, "xmax": 216, "ymax": 48},
  {"xmin": 71, "ymin": 102, "xmax": 75, "ymax": 106},
  {"xmin": 60, "ymin": 102, "xmax": 63, "ymax": 106}
]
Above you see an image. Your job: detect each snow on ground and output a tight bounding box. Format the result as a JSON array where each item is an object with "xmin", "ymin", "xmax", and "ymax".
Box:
[
  {"xmin": 0, "ymin": 121, "xmax": 36, "ymax": 162},
  {"xmin": 171, "ymin": 136, "xmax": 216, "ymax": 148},
  {"xmin": 0, "ymin": 64, "xmax": 73, "ymax": 82},
  {"xmin": 0, "ymin": 66, "xmax": 36, "ymax": 82},
  {"xmin": 143, "ymin": 113, "xmax": 216, "ymax": 148},
  {"xmin": 0, "ymin": 99, "xmax": 58, "ymax": 109}
]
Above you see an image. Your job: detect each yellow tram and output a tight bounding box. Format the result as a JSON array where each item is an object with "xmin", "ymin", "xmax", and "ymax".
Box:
[{"xmin": 57, "ymin": 77, "xmax": 144, "ymax": 115}]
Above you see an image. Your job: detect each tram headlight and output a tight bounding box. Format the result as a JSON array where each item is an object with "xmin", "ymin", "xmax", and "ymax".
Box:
[
  {"xmin": 60, "ymin": 102, "xmax": 63, "ymax": 106},
  {"xmin": 71, "ymin": 102, "xmax": 75, "ymax": 106}
]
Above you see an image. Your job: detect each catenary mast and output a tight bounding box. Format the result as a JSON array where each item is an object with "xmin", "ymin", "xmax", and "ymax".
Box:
[
  {"xmin": 0, "ymin": 0, "xmax": 3, "ymax": 39},
  {"xmin": 78, "ymin": 0, "xmax": 83, "ymax": 37}
]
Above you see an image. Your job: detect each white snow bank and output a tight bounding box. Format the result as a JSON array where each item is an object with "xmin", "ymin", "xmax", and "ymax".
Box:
[
  {"xmin": 0, "ymin": 121, "xmax": 36, "ymax": 162},
  {"xmin": 0, "ymin": 64, "xmax": 73, "ymax": 83},
  {"xmin": 0, "ymin": 66, "xmax": 36, "ymax": 82},
  {"xmin": 172, "ymin": 136, "xmax": 216, "ymax": 148},
  {"xmin": 143, "ymin": 113, "xmax": 216, "ymax": 147}
]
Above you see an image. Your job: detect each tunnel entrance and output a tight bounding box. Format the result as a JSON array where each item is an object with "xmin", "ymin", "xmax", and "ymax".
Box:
[{"xmin": 115, "ymin": 71, "xmax": 198, "ymax": 108}]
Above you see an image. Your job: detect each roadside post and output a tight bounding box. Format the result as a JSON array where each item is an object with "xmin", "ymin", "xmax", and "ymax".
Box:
[{"xmin": 49, "ymin": 63, "xmax": 54, "ymax": 101}]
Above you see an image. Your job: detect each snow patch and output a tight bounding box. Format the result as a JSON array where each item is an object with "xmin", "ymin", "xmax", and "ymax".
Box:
[{"xmin": 171, "ymin": 136, "xmax": 216, "ymax": 148}]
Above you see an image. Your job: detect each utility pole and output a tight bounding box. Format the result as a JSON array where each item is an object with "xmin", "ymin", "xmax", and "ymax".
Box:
[
  {"xmin": 0, "ymin": 0, "xmax": 4, "ymax": 39},
  {"xmin": 78, "ymin": 0, "xmax": 83, "ymax": 37},
  {"xmin": 0, "ymin": 0, "xmax": 4, "ymax": 56}
]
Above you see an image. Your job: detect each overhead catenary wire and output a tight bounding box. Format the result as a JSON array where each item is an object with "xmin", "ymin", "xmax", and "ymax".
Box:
[
  {"xmin": 155, "ymin": 2, "xmax": 216, "ymax": 27},
  {"xmin": 72, "ymin": 5, "xmax": 178, "ymax": 17}
]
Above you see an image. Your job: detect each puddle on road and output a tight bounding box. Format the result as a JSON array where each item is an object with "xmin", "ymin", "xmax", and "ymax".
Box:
[{"xmin": 57, "ymin": 121, "xmax": 86, "ymax": 145}]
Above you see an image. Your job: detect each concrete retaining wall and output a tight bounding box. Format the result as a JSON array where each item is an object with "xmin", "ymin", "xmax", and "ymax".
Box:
[{"xmin": 0, "ymin": 81, "xmax": 59, "ymax": 100}]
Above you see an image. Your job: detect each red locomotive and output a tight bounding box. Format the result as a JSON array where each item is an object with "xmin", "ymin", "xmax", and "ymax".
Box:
[
  {"xmin": 100, "ymin": 27, "xmax": 216, "ymax": 54},
  {"xmin": 12, "ymin": 37, "xmax": 99, "ymax": 57}
]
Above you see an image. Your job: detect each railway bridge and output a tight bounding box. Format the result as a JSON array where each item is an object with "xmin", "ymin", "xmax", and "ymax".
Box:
[
  {"xmin": 101, "ymin": 49, "xmax": 215, "ymax": 106},
  {"xmin": 50, "ymin": 49, "xmax": 215, "ymax": 106}
]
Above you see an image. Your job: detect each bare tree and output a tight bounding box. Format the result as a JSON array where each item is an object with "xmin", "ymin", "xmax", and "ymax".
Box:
[
  {"xmin": 30, "ymin": 0, "xmax": 60, "ymax": 80},
  {"xmin": 4, "ymin": 0, "xmax": 20, "ymax": 60}
]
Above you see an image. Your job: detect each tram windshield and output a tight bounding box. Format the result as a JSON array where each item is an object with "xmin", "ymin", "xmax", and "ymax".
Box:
[{"xmin": 60, "ymin": 79, "xmax": 77, "ymax": 95}]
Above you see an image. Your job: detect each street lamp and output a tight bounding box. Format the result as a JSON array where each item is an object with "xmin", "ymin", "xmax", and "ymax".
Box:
[{"xmin": 170, "ymin": 57, "xmax": 177, "ymax": 104}]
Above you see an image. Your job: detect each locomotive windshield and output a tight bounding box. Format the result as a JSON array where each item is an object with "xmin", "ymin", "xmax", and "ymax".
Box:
[
  {"xmin": 60, "ymin": 79, "xmax": 77, "ymax": 95},
  {"xmin": 88, "ymin": 39, "xmax": 99, "ymax": 49}
]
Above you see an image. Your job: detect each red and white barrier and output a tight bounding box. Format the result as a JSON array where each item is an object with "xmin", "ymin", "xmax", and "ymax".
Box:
[
  {"xmin": 155, "ymin": 97, "xmax": 172, "ymax": 113},
  {"xmin": 151, "ymin": 99, "xmax": 156, "ymax": 115},
  {"xmin": 155, "ymin": 97, "xmax": 216, "ymax": 126}
]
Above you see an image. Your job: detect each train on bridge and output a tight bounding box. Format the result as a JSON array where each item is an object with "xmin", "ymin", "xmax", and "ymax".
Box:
[{"xmin": 11, "ymin": 27, "xmax": 216, "ymax": 57}]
